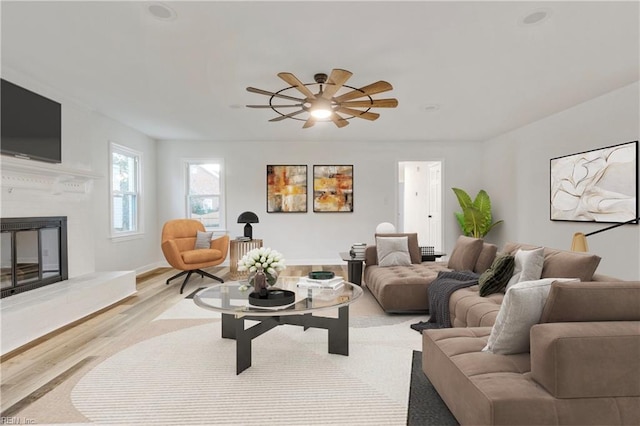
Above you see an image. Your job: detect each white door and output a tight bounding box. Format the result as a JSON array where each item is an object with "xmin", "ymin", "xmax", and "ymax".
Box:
[
  {"xmin": 398, "ymin": 161, "xmax": 442, "ymax": 250},
  {"xmin": 427, "ymin": 162, "xmax": 442, "ymax": 251}
]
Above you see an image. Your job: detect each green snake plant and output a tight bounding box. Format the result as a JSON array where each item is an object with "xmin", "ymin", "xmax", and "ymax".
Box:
[{"xmin": 452, "ymin": 188, "xmax": 503, "ymax": 238}]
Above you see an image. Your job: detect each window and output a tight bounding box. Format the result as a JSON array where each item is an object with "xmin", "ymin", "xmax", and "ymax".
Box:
[
  {"xmin": 110, "ymin": 143, "xmax": 141, "ymax": 237},
  {"xmin": 186, "ymin": 160, "xmax": 225, "ymax": 230}
]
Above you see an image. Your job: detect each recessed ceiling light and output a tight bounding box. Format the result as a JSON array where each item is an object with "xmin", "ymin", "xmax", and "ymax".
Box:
[
  {"xmin": 423, "ymin": 104, "xmax": 441, "ymax": 112},
  {"xmin": 147, "ymin": 3, "xmax": 176, "ymax": 21},
  {"xmin": 519, "ymin": 8, "xmax": 551, "ymax": 26}
]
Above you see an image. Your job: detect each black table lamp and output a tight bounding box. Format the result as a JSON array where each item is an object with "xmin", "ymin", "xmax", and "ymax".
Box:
[{"xmin": 237, "ymin": 211, "xmax": 259, "ymax": 239}]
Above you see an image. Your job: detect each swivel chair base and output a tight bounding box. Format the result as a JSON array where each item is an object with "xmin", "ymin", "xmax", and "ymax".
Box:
[{"xmin": 166, "ymin": 269, "xmax": 224, "ymax": 294}]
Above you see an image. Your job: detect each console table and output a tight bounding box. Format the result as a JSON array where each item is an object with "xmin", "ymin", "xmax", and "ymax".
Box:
[{"xmin": 229, "ymin": 239, "xmax": 263, "ymax": 280}]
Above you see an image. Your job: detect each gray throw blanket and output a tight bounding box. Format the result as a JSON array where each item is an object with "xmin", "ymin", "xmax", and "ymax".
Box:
[{"xmin": 411, "ymin": 270, "xmax": 480, "ymax": 333}]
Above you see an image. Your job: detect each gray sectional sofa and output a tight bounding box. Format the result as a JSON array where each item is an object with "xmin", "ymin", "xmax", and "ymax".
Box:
[{"xmin": 363, "ymin": 233, "xmax": 640, "ymax": 425}]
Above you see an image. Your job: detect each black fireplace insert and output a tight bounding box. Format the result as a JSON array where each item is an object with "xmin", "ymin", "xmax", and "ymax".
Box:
[{"xmin": 1, "ymin": 216, "xmax": 68, "ymax": 298}]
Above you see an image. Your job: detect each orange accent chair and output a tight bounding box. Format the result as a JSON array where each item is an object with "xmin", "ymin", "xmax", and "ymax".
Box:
[{"xmin": 161, "ymin": 219, "xmax": 230, "ymax": 294}]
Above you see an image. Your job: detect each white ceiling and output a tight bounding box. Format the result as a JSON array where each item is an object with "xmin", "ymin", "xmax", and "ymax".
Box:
[{"xmin": 2, "ymin": 1, "xmax": 638, "ymax": 143}]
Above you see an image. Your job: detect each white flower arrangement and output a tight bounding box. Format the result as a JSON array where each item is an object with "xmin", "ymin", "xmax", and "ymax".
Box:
[{"xmin": 238, "ymin": 247, "xmax": 286, "ymax": 290}]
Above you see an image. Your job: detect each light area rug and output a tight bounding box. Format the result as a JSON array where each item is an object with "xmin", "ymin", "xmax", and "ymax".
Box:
[{"xmin": 19, "ymin": 289, "xmax": 427, "ymax": 425}]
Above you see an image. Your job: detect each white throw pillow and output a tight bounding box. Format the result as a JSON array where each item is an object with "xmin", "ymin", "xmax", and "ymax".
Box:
[
  {"xmin": 194, "ymin": 230, "xmax": 213, "ymax": 249},
  {"xmin": 483, "ymin": 277, "xmax": 578, "ymax": 355},
  {"xmin": 376, "ymin": 236, "xmax": 412, "ymax": 267},
  {"xmin": 506, "ymin": 247, "xmax": 544, "ymax": 289}
]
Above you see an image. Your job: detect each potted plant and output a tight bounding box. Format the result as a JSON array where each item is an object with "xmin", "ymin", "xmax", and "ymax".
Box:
[{"xmin": 452, "ymin": 188, "xmax": 503, "ymax": 238}]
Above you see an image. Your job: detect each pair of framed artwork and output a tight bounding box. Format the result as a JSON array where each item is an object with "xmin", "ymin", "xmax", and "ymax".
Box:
[{"xmin": 266, "ymin": 165, "xmax": 353, "ymax": 213}]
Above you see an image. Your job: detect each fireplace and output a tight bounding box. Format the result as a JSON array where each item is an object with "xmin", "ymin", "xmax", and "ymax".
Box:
[{"xmin": 1, "ymin": 216, "xmax": 68, "ymax": 298}]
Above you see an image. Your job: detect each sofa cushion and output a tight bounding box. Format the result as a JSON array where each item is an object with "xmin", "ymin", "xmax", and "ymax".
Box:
[
  {"xmin": 375, "ymin": 233, "xmax": 422, "ymax": 264},
  {"xmin": 540, "ymin": 280, "xmax": 640, "ymax": 323},
  {"xmin": 447, "ymin": 236, "xmax": 484, "ymax": 271},
  {"xmin": 473, "ymin": 242, "xmax": 498, "ymax": 273},
  {"xmin": 363, "ymin": 262, "xmax": 451, "ymax": 312},
  {"xmin": 503, "ymin": 242, "xmax": 601, "ymax": 282},
  {"xmin": 478, "ymin": 254, "xmax": 515, "ymax": 296},
  {"xmin": 449, "ymin": 285, "xmax": 503, "ymax": 327},
  {"xmin": 483, "ymin": 278, "xmax": 578, "ymax": 355},
  {"xmin": 376, "ymin": 236, "xmax": 411, "ymax": 267},
  {"xmin": 530, "ymin": 322, "xmax": 640, "ymax": 399},
  {"xmin": 506, "ymin": 247, "xmax": 544, "ymax": 289}
]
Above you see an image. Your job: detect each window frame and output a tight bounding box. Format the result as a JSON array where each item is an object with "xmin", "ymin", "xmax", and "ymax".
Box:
[
  {"xmin": 184, "ymin": 158, "xmax": 226, "ymax": 232},
  {"xmin": 109, "ymin": 142, "xmax": 143, "ymax": 240}
]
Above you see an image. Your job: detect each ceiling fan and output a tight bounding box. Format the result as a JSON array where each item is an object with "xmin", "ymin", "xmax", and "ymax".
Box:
[{"xmin": 246, "ymin": 69, "xmax": 398, "ymax": 129}]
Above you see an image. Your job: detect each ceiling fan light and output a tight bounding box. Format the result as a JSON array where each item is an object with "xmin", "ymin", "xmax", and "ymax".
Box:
[{"xmin": 310, "ymin": 108, "xmax": 332, "ymax": 119}]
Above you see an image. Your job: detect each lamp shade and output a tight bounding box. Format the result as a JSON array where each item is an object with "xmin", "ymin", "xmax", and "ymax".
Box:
[
  {"xmin": 571, "ymin": 232, "xmax": 588, "ymax": 252},
  {"xmin": 375, "ymin": 222, "xmax": 396, "ymax": 234},
  {"xmin": 237, "ymin": 211, "xmax": 259, "ymax": 239},
  {"xmin": 237, "ymin": 211, "xmax": 259, "ymax": 224}
]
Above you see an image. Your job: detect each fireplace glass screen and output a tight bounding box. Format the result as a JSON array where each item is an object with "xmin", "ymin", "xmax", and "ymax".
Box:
[{"xmin": 1, "ymin": 217, "xmax": 68, "ymax": 298}]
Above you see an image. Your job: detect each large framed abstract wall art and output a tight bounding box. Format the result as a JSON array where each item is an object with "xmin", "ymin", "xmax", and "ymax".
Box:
[
  {"xmin": 550, "ymin": 141, "xmax": 638, "ymax": 223},
  {"xmin": 313, "ymin": 165, "xmax": 354, "ymax": 212},
  {"xmin": 266, "ymin": 165, "xmax": 307, "ymax": 213}
]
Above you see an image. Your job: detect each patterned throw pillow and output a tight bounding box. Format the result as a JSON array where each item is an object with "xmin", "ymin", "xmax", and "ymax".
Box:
[{"xmin": 479, "ymin": 254, "xmax": 515, "ymax": 296}]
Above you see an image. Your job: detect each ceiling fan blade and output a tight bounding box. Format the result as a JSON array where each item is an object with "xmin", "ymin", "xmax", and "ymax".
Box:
[
  {"xmin": 321, "ymin": 68, "xmax": 352, "ymax": 100},
  {"xmin": 333, "ymin": 81, "xmax": 393, "ymax": 102},
  {"xmin": 335, "ymin": 107, "xmax": 380, "ymax": 121},
  {"xmin": 246, "ymin": 104, "xmax": 302, "ymax": 108},
  {"xmin": 277, "ymin": 72, "xmax": 317, "ymax": 100},
  {"xmin": 269, "ymin": 109, "xmax": 306, "ymax": 122},
  {"xmin": 340, "ymin": 98, "xmax": 398, "ymax": 108},
  {"xmin": 330, "ymin": 112, "xmax": 349, "ymax": 128},
  {"xmin": 302, "ymin": 117, "xmax": 316, "ymax": 128},
  {"xmin": 247, "ymin": 87, "xmax": 305, "ymax": 102}
]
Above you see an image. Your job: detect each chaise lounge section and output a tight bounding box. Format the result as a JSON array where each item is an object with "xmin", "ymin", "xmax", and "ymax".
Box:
[
  {"xmin": 363, "ymin": 234, "xmax": 497, "ymax": 313},
  {"xmin": 422, "ymin": 280, "xmax": 640, "ymax": 425}
]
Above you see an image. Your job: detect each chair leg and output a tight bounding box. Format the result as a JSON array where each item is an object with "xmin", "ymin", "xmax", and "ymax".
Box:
[
  {"xmin": 166, "ymin": 270, "xmax": 189, "ymax": 285},
  {"xmin": 179, "ymin": 271, "xmax": 196, "ymax": 294},
  {"xmin": 199, "ymin": 269, "xmax": 224, "ymax": 283}
]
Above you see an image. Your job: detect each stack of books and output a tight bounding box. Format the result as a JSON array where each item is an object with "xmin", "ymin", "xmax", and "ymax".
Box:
[
  {"xmin": 350, "ymin": 243, "xmax": 367, "ymax": 259},
  {"xmin": 297, "ymin": 276, "xmax": 344, "ymax": 290},
  {"xmin": 235, "ymin": 236, "xmax": 251, "ymax": 241}
]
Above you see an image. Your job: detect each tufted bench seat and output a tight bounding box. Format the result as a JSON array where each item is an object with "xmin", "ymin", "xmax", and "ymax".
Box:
[{"xmin": 364, "ymin": 262, "xmax": 452, "ymax": 312}]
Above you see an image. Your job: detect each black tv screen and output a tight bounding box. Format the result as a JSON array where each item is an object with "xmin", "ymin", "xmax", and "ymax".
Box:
[{"xmin": 1, "ymin": 79, "xmax": 62, "ymax": 163}]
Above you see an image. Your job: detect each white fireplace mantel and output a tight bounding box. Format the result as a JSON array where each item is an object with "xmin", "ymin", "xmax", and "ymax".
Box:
[{"xmin": 1, "ymin": 156, "xmax": 102, "ymax": 195}]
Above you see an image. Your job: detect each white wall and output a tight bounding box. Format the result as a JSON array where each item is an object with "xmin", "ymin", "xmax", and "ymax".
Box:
[
  {"xmin": 483, "ymin": 82, "xmax": 640, "ymax": 280},
  {"xmin": 156, "ymin": 140, "xmax": 483, "ymax": 264},
  {"xmin": 1, "ymin": 70, "xmax": 159, "ymax": 277}
]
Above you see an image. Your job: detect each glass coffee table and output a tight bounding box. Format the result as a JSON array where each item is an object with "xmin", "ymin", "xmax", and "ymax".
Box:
[{"xmin": 194, "ymin": 276, "xmax": 363, "ymax": 374}]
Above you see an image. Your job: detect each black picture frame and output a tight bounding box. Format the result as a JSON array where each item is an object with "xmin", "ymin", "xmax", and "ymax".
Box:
[
  {"xmin": 313, "ymin": 165, "xmax": 354, "ymax": 213},
  {"xmin": 550, "ymin": 140, "xmax": 638, "ymax": 223}
]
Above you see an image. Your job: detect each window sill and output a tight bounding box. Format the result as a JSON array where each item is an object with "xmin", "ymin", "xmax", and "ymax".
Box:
[{"xmin": 110, "ymin": 232, "xmax": 144, "ymax": 242}]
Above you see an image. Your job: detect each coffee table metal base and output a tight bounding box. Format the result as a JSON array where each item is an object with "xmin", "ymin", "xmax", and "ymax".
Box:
[{"xmin": 222, "ymin": 306, "xmax": 349, "ymax": 374}]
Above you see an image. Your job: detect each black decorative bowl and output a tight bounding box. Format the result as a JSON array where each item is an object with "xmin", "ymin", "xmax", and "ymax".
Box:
[
  {"xmin": 308, "ymin": 271, "xmax": 335, "ymax": 280},
  {"xmin": 248, "ymin": 288, "xmax": 295, "ymax": 307}
]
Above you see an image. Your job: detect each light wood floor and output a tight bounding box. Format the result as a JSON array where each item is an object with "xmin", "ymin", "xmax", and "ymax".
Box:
[{"xmin": 0, "ymin": 264, "xmax": 348, "ymax": 416}]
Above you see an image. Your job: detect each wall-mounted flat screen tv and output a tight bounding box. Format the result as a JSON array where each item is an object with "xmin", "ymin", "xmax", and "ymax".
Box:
[{"xmin": 1, "ymin": 79, "xmax": 62, "ymax": 164}]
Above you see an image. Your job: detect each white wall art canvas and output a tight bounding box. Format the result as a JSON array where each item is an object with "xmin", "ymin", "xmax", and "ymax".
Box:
[{"xmin": 550, "ymin": 141, "xmax": 638, "ymax": 223}]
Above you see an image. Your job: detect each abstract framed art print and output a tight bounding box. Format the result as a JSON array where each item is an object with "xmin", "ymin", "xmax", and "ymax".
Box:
[
  {"xmin": 550, "ymin": 141, "xmax": 638, "ymax": 223},
  {"xmin": 313, "ymin": 165, "xmax": 353, "ymax": 212},
  {"xmin": 266, "ymin": 165, "xmax": 307, "ymax": 213}
]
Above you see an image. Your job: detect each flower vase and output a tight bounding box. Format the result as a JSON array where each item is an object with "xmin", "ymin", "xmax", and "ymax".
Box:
[{"xmin": 250, "ymin": 268, "xmax": 268, "ymax": 297}]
